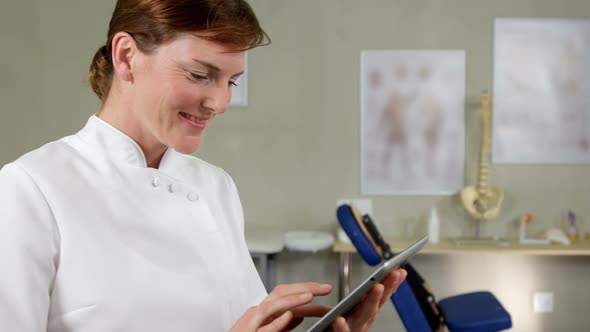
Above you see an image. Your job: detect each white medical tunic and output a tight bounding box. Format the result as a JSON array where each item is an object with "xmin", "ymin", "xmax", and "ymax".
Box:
[{"xmin": 0, "ymin": 115, "xmax": 267, "ymax": 331}]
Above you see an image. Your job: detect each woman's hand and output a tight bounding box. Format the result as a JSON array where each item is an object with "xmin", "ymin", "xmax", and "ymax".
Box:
[
  {"xmin": 328, "ymin": 269, "xmax": 407, "ymax": 332},
  {"xmin": 230, "ymin": 282, "xmax": 333, "ymax": 332},
  {"xmin": 230, "ymin": 269, "xmax": 407, "ymax": 332}
]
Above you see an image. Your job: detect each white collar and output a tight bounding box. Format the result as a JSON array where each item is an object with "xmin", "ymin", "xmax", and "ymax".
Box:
[{"xmin": 76, "ymin": 115, "xmax": 175, "ymax": 169}]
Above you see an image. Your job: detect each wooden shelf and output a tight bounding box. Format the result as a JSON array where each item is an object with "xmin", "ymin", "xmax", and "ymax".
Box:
[{"xmin": 333, "ymin": 238, "xmax": 590, "ymax": 256}]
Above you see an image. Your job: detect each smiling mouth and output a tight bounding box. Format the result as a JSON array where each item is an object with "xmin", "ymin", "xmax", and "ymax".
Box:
[{"xmin": 180, "ymin": 112, "xmax": 206, "ymax": 124}]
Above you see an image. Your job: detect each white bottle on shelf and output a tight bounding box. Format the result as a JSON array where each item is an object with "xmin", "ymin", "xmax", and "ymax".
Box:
[{"xmin": 428, "ymin": 206, "xmax": 440, "ymax": 244}]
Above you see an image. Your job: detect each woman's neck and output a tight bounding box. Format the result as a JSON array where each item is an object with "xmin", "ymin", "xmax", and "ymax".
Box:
[{"xmin": 97, "ymin": 98, "xmax": 167, "ymax": 169}]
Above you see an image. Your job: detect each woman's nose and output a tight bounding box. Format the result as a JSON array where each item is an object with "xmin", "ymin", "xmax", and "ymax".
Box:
[{"xmin": 201, "ymin": 86, "xmax": 230, "ymax": 115}]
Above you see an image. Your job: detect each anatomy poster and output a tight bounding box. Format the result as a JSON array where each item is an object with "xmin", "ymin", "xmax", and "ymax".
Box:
[
  {"xmin": 493, "ymin": 18, "xmax": 590, "ymax": 164},
  {"xmin": 361, "ymin": 50, "xmax": 465, "ymax": 195},
  {"xmin": 230, "ymin": 54, "xmax": 248, "ymax": 107}
]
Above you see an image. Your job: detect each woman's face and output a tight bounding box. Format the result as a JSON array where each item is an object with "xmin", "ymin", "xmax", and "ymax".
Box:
[{"xmin": 130, "ymin": 33, "xmax": 245, "ymax": 154}]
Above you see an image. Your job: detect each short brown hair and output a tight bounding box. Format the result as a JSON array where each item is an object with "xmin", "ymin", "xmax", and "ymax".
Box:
[{"xmin": 89, "ymin": 0, "xmax": 270, "ymax": 102}]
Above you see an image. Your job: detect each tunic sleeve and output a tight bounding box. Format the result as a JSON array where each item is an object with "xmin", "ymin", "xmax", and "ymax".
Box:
[
  {"xmin": 223, "ymin": 171, "xmax": 268, "ymax": 303},
  {"xmin": 223, "ymin": 172, "xmax": 247, "ymax": 237},
  {"xmin": 0, "ymin": 163, "xmax": 60, "ymax": 331}
]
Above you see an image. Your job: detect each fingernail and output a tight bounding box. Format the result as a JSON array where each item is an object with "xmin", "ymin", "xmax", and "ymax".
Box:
[{"xmin": 319, "ymin": 284, "xmax": 332, "ymax": 292}]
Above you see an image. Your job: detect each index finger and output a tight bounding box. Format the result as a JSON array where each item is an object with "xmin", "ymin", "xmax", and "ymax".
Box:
[
  {"xmin": 265, "ymin": 282, "xmax": 332, "ymax": 302},
  {"xmin": 255, "ymin": 292, "xmax": 314, "ymax": 327}
]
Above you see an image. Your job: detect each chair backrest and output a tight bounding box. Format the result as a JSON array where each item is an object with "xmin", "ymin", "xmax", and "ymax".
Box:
[{"xmin": 336, "ymin": 204, "xmax": 438, "ymax": 332}]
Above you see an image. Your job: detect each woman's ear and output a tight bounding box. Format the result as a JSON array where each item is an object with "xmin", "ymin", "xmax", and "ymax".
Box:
[{"xmin": 110, "ymin": 32, "xmax": 137, "ymax": 82}]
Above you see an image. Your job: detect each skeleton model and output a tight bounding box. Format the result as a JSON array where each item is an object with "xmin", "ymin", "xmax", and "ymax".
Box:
[{"xmin": 460, "ymin": 92, "xmax": 503, "ymax": 236}]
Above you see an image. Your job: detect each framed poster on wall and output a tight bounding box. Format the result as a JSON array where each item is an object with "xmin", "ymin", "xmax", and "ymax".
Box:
[
  {"xmin": 230, "ymin": 53, "xmax": 248, "ymax": 107},
  {"xmin": 360, "ymin": 50, "xmax": 466, "ymax": 195},
  {"xmin": 493, "ymin": 18, "xmax": 590, "ymax": 164}
]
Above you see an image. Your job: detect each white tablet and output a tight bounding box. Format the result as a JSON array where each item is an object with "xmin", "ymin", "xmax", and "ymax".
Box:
[{"xmin": 306, "ymin": 236, "xmax": 428, "ymax": 332}]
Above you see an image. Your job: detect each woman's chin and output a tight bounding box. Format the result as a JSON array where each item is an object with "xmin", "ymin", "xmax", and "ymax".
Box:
[{"xmin": 173, "ymin": 140, "xmax": 202, "ymax": 155}]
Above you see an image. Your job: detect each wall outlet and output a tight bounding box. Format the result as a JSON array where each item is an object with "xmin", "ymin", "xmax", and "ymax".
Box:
[{"xmin": 533, "ymin": 292, "xmax": 554, "ymax": 313}]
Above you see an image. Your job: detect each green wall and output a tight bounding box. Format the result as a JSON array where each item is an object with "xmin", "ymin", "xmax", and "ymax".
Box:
[{"xmin": 2, "ymin": 1, "xmax": 590, "ymax": 331}]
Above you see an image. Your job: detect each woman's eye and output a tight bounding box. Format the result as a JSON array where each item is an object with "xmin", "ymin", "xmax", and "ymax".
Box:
[
  {"xmin": 190, "ymin": 72, "xmax": 209, "ymax": 82},
  {"xmin": 229, "ymin": 80, "xmax": 238, "ymax": 88}
]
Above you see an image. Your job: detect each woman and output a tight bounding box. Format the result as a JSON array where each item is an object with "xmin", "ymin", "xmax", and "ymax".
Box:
[{"xmin": 0, "ymin": 1, "xmax": 406, "ymax": 331}]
